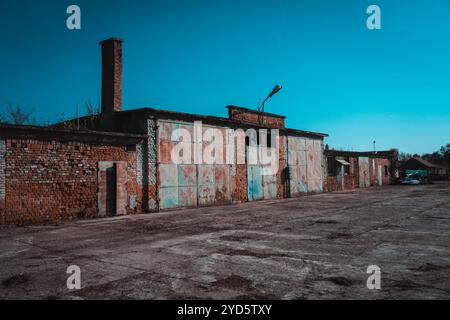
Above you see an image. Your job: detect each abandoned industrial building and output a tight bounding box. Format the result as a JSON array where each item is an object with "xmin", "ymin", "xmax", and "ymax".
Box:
[
  {"xmin": 0, "ymin": 38, "xmax": 398, "ymax": 225},
  {"xmin": 401, "ymin": 157, "xmax": 449, "ymax": 181}
]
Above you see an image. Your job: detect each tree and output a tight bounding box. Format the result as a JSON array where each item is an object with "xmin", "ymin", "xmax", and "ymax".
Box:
[
  {"xmin": 440, "ymin": 144, "xmax": 450, "ymax": 167},
  {"xmin": 1, "ymin": 102, "xmax": 36, "ymax": 125},
  {"xmin": 398, "ymin": 152, "xmax": 413, "ymax": 161},
  {"xmin": 84, "ymin": 100, "xmax": 100, "ymax": 116},
  {"xmin": 422, "ymin": 144, "xmax": 450, "ymax": 167}
]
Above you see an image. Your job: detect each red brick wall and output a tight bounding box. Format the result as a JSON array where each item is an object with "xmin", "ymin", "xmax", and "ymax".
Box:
[
  {"xmin": 375, "ymin": 158, "xmax": 391, "ymax": 185},
  {"xmin": 1, "ymin": 139, "xmax": 141, "ymax": 225},
  {"xmin": 325, "ymin": 176, "xmax": 340, "ymax": 192},
  {"xmin": 229, "ymin": 109, "xmax": 285, "ymax": 128},
  {"xmin": 324, "ymin": 156, "xmax": 392, "ymax": 192}
]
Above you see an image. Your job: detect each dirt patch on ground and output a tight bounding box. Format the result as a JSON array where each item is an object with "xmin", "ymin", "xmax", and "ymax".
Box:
[
  {"xmin": 315, "ymin": 220, "xmax": 339, "ymax": 224},
  {"xmin": 385, "ymin": 279, "xmax": 420, "ymax": 291},
  {"xmin": 411, "ymin": 263, "xmax": 450, "ymax": 272},
  {"xmin": 220, "ymin": 248, "xmax": 291, "ymax": 259},
  {"xmin": 2, "ymin": 274, "xmax": 30, "ymax": 287},
  {"xmin": 326, "ymin": 232, "xmax": 353, "ymax": 240},
  {"xmin": 324, "ymin": 277, "xmax": 357, "ymax": 286},
  {"xmin": 219, "ymin": 235, "xmax": 252, "ymax": 242},
  {"xmin": 235, "ymin": 293, "xmax": 280, "ymax": 300},
  {"xmin": 212, "ymin": 275, "xmax": 253, "ymax": 291}
]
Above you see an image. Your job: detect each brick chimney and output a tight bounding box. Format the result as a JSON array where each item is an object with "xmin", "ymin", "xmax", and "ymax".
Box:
[{"xmin": 100, "ymin": 38, "xmax": 123, "ymax": 114}]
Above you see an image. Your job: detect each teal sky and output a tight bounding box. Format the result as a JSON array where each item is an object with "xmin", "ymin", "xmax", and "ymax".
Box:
[{"xmin": 1, "ymin": 0, "xmax": 450, "ymax": 154}]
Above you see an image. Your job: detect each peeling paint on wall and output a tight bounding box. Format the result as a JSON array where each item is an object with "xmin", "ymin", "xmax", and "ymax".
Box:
[
  {"xmin": 157, "ymin": 120, "xmax": 233, "ymax": 209},
  {"xmin": 288, "ymin": 136, "xmax": 324, "ymax": 196},
  {"xmin": 248, "ymin": 165, "xmax": 263, "ymax": 201},
  {"xmin": 359, "ymin": 157, "xmax": 370, "ymax": 188}
]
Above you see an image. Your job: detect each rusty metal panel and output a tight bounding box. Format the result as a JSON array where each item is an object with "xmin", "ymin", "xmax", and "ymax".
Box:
[
  {"xmin": 198, "ymin": 184, "xmax": 215, "ymax": 206},
  {"xmin": 359, "ymin": 157, "xmax": 370, "ymax": 187},
  {"xmin": 296, "ymin": 165, "xmax": 308, "ymax": 193},
  {"xmin": 288, "ymin": 136, "xmax": 323, "ymax": 195},
  {"xmin": 198, "ymin": 164, "xmax": 215, "ymax": 206},
  {"xmin": 297, "ymin": 150, "xmax": 307, "ymax": 166},
  {"xmin": 214, "ymin": 165, "xmax": 231, "ymax": 204},
  {"xmin": 297, "ymin": 138, "xmax": 306, "ymax": 151},
  {"xmin": 287, "ymin": 136, "xmax": 307, "ymax": 166},
  {"xmin": 178, "ymin": 164, "xmax": 197, "ymax": 187},
  {"xmin": 287, "ymin": 137, "xmax": 297, "ymax": 166},
  {"xmin": 214, "ymin": 165, "xmax": 229, "ymax": 184},
  {"xmin": 248, "ymin": 165, "xmax": 263, "ymax": 201},
  {"xmin": 178, "ymin": 186, "xmax": 197, "ymax": 207},
  {"xmin": 198, "ymin": 164, "xmax": 214, "ymax": 185},
  {"xmin": 288, "ymin": 165, "xmax": 298, "ymax": 195},
  {"xmin": 159, "ymin": 186, "xmax": 178, "ymax": 209},
  {"xmin": 159, "ymin": 121, "xmax": 180, "ymax": 141},
  {"xmin": 177, "ymin": 165, "xmax": 198, "ymax": 207},
  {"xmin": 215, "ymin": 182, "xmax": 231, "ymax": 204},
  {"xmin": 263, "ymin": 173, "xmax": 277, "ymax": 199},
  {"xmin": 306, "ymin": 139, "xmax": 323, "ymax": 192},
  {"xmin": 159, "ymin": 164, "xmax": 178, "ymax": 187},
  {"xmin": 159, "ymin": 140, "xmax": 175, "ymax": 164}
]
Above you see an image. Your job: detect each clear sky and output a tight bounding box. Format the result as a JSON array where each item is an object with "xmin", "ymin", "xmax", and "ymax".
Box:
[{"xmin": 1, "ymin": 0, "xmax": 449, "ymax": 154}]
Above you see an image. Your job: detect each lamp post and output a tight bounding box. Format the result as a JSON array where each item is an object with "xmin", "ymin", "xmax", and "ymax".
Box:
[{"xmin": 258, "ymin": 84, "xmax": 282, "ymax": 125}]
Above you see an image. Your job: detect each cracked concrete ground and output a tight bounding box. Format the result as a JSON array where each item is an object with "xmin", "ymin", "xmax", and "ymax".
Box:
[{"xmin": 1, "ymin": 182, "xmax": 449, "ymax": 300}]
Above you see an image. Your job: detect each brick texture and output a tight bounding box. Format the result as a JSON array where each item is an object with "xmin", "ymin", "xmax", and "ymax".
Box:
[
  {"xmin": 228, "ymin": 107, "xmax": 285, "ymax": 128},
  {"xmin": 1, "ymin": 139, "xmax": 141, "ymax": 225},
  {"xmin": 101, "ymin": 38, "xmax": 123, "ymax": 114}
]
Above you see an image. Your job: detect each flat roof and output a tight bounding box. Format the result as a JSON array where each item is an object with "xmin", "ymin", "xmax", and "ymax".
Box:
[
  {"xmin": 118, "ymin": 107, "xmax": 328, "ymax": 138},
  {"xmin": 226, "ymin": 105, "xmax": 286, "ymax": 119},
  {"xmin": 0, "ymin": 124, "xmax": 146, "ymax": 145},
  {"xmin": 324, "ymin": 149, "xmax": 398, "ymax": 158}
]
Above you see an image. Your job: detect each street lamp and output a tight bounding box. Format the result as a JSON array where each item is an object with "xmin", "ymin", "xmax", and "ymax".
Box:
[{"xmin": 258, "ymin": 84, "xmax": 282, "ymax": 125}]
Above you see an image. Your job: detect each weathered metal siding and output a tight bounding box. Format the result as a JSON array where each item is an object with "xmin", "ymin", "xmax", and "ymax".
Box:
[
  {"xmin": 147, "ymin": 119, "xmax": 158, "ymax": 210},
  {"xmin": 307, "ymin": 139, "xmax": 324, "ymax": 192},
  {"xmin": 287, "ymin": 136, "xmax": 324, "ymax": 196},
  {"xmin": 157, "ymin": 120, "xmax": 233, "ymax": 209},
  {"xmin": 246, "ymin": 136, "xmax": 280, "ymax": 201},
  {"xmin": 247, "ymin": 165, "xmax": 263, "ymax": 201},
  {"xmin": 358, "ymin": 157, "xmax": 370, "ymax": 188}
]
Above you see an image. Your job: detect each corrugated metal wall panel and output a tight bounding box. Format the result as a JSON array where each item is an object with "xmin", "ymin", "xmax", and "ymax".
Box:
[
  {"xmin": 158, "ymin": 120, "xmax": 233, "ymax": 209},
  {"xmin": 288, "ymin": 136, "xmax": 324, "ymax": 195}
]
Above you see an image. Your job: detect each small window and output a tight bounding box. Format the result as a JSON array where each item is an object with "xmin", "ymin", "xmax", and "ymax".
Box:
[{"xmin": 384, "ymin": 165, "xmax": 388, "ymax": 177}]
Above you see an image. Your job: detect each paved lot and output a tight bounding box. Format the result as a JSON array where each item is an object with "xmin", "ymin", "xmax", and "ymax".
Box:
[{"xmin": 1, "ymin": 183, "xmax": 450, "ymax": 300}]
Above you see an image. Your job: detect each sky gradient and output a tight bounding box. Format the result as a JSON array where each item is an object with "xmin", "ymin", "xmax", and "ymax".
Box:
[{"xmin": 1, "ymin": 0, "xmax": 450, "ymax": 154}]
